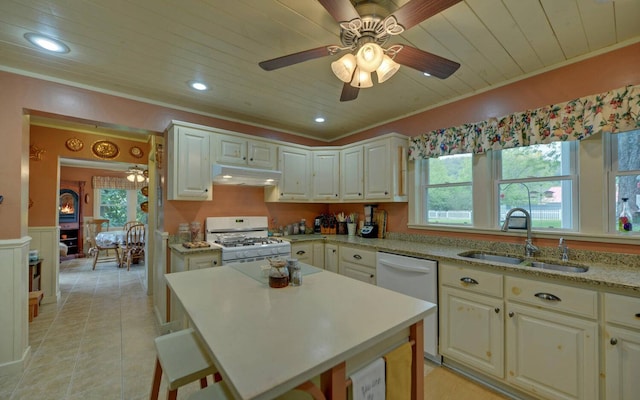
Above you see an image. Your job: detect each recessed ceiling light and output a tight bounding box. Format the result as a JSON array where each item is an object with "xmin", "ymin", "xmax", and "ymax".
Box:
[
  {"xmin": 189, "ymin": 81, "xmax": 208, "ymax": 91},
  {"xmin": 24, "ymin": 33, "xmax": 70, "ymax": 53},
  {"xmin": 315, "ymin": 117, "xmax": 325, "ymax": 123},
  {"xmin": 423, "ymin": 72, "xmax": 431, "ymax": 77}
]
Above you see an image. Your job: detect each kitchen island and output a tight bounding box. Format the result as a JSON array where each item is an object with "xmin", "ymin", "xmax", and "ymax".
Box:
[{"xmin": 165, "ymin": 261, "xmax": 436, "ymax": 400}]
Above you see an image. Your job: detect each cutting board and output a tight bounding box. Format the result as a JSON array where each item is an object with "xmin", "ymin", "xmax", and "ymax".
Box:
[{"xmin": 374, "ymin": 210, "xmax": 387, "ymax": 238}]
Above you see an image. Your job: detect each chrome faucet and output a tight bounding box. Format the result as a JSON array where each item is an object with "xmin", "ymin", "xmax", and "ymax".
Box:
[
  {"xmin": 501, "ymin": 207, "xmax": 539, "ymax": 257},
  {"xmin": 559, "ymin": 237, "xmax": 569, "ymax": 261}
]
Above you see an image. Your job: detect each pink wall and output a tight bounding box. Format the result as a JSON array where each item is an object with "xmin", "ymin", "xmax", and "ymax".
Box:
[{"xmin": 3, "ymin": 42, "xmax": 640, "ymax": 251}]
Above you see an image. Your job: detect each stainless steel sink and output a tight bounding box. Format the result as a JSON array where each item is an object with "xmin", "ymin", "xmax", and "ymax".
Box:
[
  {"xmin": 523, "ymin": 260, "xmax": 589, "ymax": 273},
  {"xmin": 458, "ymin": 251, "xmax": 524, "ymax": 265}
]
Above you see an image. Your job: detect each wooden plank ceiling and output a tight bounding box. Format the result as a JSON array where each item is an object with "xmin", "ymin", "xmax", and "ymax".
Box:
[{"xmin": 1, "ymin": 0, "xmax": 639, "ymax": 141}]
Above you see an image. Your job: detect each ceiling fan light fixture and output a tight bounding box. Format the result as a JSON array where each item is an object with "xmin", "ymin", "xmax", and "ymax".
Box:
[
  {"xmin": 356, "ymin": 43, "xmax": 384, "ymax": 73},
  {"xmin": 331, "ymin": 53, "xmax": 357, "ymax": 83},
  {"xmin": 376, "ymin": 55, "xmax": 400, "ymax": 83},
  {"xmin": 126, "ymin": 166, "xmax": 146, "ymax": 183},
  {"xmin": 350, "ymin": 67, "xmax": 373, "ymax": 88}
]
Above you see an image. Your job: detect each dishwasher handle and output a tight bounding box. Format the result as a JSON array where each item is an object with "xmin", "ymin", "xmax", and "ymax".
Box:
[{"xmin": 378, "ymin": 260, "xmax": 432, "ymax": 274}]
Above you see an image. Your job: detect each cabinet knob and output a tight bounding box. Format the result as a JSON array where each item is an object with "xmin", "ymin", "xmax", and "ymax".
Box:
[
  {"xmin": 370, "ymin": 274, "xmax": 374, "ymax": 278},
  {"xmin": 353, "ymin": 254, "xmax": 362, "ymax": 260},
  {"xmin": 494, "ymin": 307, "xmax": 500, "ymax": 314},
  {"xmin": 332, "ymin": 249, "xmax": 336, "ymax": 253},
  {"xmin": 204, "ymin": 188, "xmax": 208, "ymax": 193},
  {"xmin": 508, "ymin": 311, "xmax": 515, "ymax": 318},
  {"xmin": 249, "ymin": 158, "xmax": 253, "ymax": 161},
  {"xmin": 384, "ymin": 191, "xmax": 389, "ymax": 195},
  {"xmin": 243, "ymin": 156, "xmax": 247, "ymax": 160},
  {"xmin": 213, "ymin": 260, "xmax": 218, "ymax": 266},
  {"xmin": 335, "ymin": 193, "xmax": 338, "ymax": 197},
  {"xmin": 358, "ymin": 192, "xmax": 362, "ymax": 196},
  {"xmin": 610, "ymin": 338, "xmax": 618, "ymax": 345}
]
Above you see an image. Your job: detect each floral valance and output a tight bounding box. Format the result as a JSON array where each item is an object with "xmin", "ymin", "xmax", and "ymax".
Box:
[
  {"xmin": 409, "ymin": 84, "xmax": 640, "ymax": 159},
  {"xmin": 92, "ymin": 176, "xmax": 144, "ymax": 190}
]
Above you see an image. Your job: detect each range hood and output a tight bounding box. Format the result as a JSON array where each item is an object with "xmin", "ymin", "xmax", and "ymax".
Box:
[{"xmin": 212, "ymin": 164, "xmax": 281, "ymax": 186}]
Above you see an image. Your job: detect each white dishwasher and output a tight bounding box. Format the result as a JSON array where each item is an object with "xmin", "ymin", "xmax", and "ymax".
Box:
[{"xmin": 376, "ymin": 252, "xmax": 440, "ymax": 363}]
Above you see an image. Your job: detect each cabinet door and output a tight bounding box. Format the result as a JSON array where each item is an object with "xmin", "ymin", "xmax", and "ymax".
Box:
[
  {"xmin": 187, "ymin": 253, "xmax": 221, "ymax": 270},
  {"xmin": 325, "ymin": 244, "xmax": 338, "ymax": 273},
  {"xmin": 506, "ymin": 303, "xmax": 598, "ymax": 400},
  {"xmin": 278, "ymin": 146, "xmax": 311, "ymax": 200},
  {"xmin": 341, "ymin": 263, "xmax": 376, "ymax": 284},
  {"xmin": 217, "ymin": 135, "xmax": 247, "ymax": 165},
  {"xmin": 312, "ymin": 242, "xmax": 324, "ymax": 269},
  {"xmin": 247, "ymin": 140, "xmax": 276, "ymax": 169},
  {"xmin": 168, "ymin": 126, "xmax": 211, "ymax": 200},
  {"xmin": 340, "ymin": 145, "xmax": 363, "ymax": 200},
  {"xmin": 291, "ymin": 242, "xmax": 313, "ymax": 265},
  {"xmin": 440, "ymin": 286, "xmax": 504, "ymax": 378},
  {"xmin": 605, "ymin": 325, "xmax": 640, "ymax": 400},
  {"xmin": 364, "ymin": 139, "xmax": 391, "ymax": 199},
  {"xmin": 312, "ymin": 151, "xmax": 340, "ymax": 201}
]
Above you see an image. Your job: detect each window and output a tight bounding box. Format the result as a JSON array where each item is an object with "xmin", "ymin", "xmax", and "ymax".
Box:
[
  {"xmin": 96, "ymin": 188, "xmax": 146, "ymax": 227},
  {"xmin": 608, "ymin": 129, "xmax": 640, "ymax": 233},
  {"xmin": 495, "ymin": 141, "xmax": 577, "ymax": 230},
  {"xmin": 421, "ymin": 154, "xmax": 473, "ymax": 225}
]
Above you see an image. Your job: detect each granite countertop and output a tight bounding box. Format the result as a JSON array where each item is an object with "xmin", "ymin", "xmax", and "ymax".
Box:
[
  {"xmin": 172, "ymin": 235, "xmax": 640, "ymax": 294},
  {"xmin": 286, "ymin": 235, "xmax": 640, "ymax": 294}
]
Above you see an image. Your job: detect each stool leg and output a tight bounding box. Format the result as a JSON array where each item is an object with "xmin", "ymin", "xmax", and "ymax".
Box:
[
  {"xmin": 214, "ymin": 372, "xmax": 222, "ymax": 383},
  {"xmin": 199, "ymin": 377, "xmax": 208, "ymax": 389},
  {"xmin": 167, "ymin": 389, "xmax": 177, "ymax": 400},
  {"xmin": 150, "ymin": 358, "xmax": 162, "ymax": 400}
]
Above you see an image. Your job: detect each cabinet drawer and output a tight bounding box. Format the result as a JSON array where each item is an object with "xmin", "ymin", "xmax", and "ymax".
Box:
[
  {"xmin": 292, "ymin": 243, "xmax": 313, "ymax": 262},
  {"xmin": 440, "ymin": 264, "xmax": 503, "ymax": 298},
  {"xmin": 340, "ymin": 246, "xmax": 376, "ymax": 268},
  {"xmin": 604, "ymin": 293, "xmax": 640, "ymax": 329},
  {"xmin": 505, "ymin": 276, "xmax": 597, "ymax": 319}
]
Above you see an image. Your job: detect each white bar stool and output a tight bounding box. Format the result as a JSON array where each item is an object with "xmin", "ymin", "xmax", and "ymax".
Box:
[
  {"xmin": 150, "ymin": 328, "xmax": 220, "ymax": 400},
  {"xmin": 187, "ymin": 381, "xmax": 233, "ymax": 400}
]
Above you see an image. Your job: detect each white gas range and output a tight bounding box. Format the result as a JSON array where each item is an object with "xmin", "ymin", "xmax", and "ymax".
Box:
[{"xmin": 205, "ymin": 216, "xmax": 290, "ymax": 265}]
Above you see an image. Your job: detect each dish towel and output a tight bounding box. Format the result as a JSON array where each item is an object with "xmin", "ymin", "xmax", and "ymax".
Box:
[
  {"xmin": 350, "ymin": 358, "xmax": 386, "ymax": 400},
  {"xmin": 383, "ymin": 342, "xmax": 413, "ymax": 400}
]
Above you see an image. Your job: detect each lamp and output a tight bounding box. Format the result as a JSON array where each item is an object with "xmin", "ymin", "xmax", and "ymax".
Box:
[
  {"xmin": 126, "ymin": 166, "xmax": 146, "ymax": 183},
  {"xmin": 331, "ymin": 42, "xmax": 400, "ymax": 88}
]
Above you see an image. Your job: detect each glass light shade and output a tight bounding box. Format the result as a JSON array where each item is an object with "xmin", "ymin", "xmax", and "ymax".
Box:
[
  {"xmin": 331, "ymin": 53, "xmax": 357, "ymax": 83},
  {"xmin": 127, "ymin": 173, "xmax": 145, "ymax": 183},
  {"xmin": 376, "ymin": 55, "xmax": 400, "ymax": 83},
  {"xmin": 350, "ymin": 67, "xmax": 373, "ymax": 88},
  {"xmin": 356, "ymin": 43, "xmax": 383, "ymax": 73}
]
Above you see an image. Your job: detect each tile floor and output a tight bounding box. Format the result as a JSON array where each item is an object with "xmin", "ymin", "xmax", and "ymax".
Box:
[{"xmin": 0, "ymin": 258, "xmax": 509, "ymax": 400}]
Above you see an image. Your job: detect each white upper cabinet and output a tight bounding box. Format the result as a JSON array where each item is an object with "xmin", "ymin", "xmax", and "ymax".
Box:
[
  {"xmin": 274, "ymin": 145, "xmax": 311, "ymax": 200},
  {"xmin": 364, "ymin": 135, "xmax": 408, "ymax": 201},
  {"xmin": 312, "ymin": 150, "xmax": 340, "ymax": 201},
  {"xmin": 216, "ymin": 134, "xmax": 276, "ymax": 170},
  {"xmin": 167, "ymin": 123, "xmax": 212, "ymax": 200},
  {"xmin": 340, "ymin": 145, "xmax": 364, "ymax": 201}
]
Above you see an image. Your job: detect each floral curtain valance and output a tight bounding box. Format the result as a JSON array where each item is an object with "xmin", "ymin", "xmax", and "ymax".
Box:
[
  {"xmin": 409, "ymin": 84, "xmax": 640, "ymax": 159},
  {"xmin": 92, "ymin": 176, "xmax": 144, "ymax": 190}
]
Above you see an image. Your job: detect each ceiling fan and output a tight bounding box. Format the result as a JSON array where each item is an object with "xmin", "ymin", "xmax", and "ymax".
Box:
[{"xmin": 258, "ymin": 0, "xmax": 462, "ymax": 102}]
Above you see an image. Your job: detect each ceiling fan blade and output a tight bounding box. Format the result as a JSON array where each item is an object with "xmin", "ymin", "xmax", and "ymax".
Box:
[
  {"xmin": 259, "ymin": 46, "xmax": 336, "ymax": 71},
  {"xmin": 391, "ymin": 0, "xmax": 462, "ymax": 31},
  {"xmin": 340, "ymin": 83, "xmax": 359, "ymax": 102},
  {"xmin": 394, "ymin": 45, "xmax": 460, "ymax": 79},
  {"xmin": 317, "ymin": 0, "xmax": 360, "ymax": 23}
]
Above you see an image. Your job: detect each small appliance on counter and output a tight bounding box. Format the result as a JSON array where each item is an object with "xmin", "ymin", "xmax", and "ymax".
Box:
[
  {"xmin": 361, "ymin": 204, "xmax": 379, "ymax": 238},
  {"xmin": 314, "ymin": 216, "xmax": 323, "ymax": 233}
]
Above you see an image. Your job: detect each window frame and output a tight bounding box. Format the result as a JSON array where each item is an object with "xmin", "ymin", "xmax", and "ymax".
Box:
[
  {"xmin": 605, "ymin": 129, "xmax": 640, "ymax": 234},
  {"xmin": 94, "ymin": 188, "xmax": 142, "ymax": 228}
]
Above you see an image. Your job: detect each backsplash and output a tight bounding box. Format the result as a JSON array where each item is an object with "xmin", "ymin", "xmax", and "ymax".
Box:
[{"xmin": 387, "ymin": 232, "xmax": 640, "ymax": 268}]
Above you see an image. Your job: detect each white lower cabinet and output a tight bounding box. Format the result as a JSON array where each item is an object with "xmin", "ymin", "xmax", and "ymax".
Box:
[
  {"xmin": 338, "ymin": 245, "xmax": 376, "ymax": 284},
  {"xmin": 604, "ymin": 293, "xmax": 640, "ymax": 400},
  {"xmin": 505, "ymin": 276, "xmax": 598, "ymax": 400},
  {"xmin": 290, "ymin": 242, "xmax": 324, "ymax": 269},
  {"xmin": 439, "ymin": 264, "xmax": 504, "ymax": 378},
  {"xmin": 324, "ymin": 244, "xmax": 338, "ymax": 273},
  {"xmin": 439, "ymin": 263, "xmax": 600, "ymax": 400}
]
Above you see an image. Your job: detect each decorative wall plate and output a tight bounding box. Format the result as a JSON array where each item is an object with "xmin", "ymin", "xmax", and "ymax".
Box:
[
  {"xmin": 130, "ymin": 146, "xmax": 143, "ymax": 158},
  {"xmin": 65, "ymin": 138, "xmax": 84, "ymax": 152},
  {"xmin": 91, "ymin": 140, "xmax": 119, "ymax": 159},
  {"xmin": 140, "ymin": 186, "xmax": 149, "ymax": 197},
  {"xmin": 140, "ymin": 201, "xmax": 149, "ymax": 213}
]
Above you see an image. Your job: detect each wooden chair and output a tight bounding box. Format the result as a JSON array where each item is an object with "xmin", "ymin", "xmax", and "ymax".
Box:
[
  {"xmin": 86, "ymin": 219, "xmax": 121, "ymax": 270},
  {"xmin": 123, "ymin": 220, "xmax": 142, "ymax": 232},
  {"xmin": 121, "ymin": 223, "xmax": 145, "ymax": 270}
]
